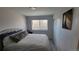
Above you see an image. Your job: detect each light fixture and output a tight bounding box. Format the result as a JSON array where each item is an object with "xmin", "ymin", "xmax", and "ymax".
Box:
[{"xmin": 29, "ymin": 7, "xmax": 36, "ymax": 10}]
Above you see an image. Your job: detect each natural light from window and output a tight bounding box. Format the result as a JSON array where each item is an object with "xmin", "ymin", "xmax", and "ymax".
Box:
[{"xmin": 32, "ymin": 20, "xmax": 48, "ymax": 30}]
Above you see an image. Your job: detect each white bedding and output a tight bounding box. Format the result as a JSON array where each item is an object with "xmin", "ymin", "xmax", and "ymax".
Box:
[{"xmin": 3, "ymin": 34, "xmax": 51, "ymax": 51}]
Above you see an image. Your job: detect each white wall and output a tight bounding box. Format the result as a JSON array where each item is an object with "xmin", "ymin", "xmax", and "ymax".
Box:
[
  {"xmin": 53, "ymin": 7, "xmax": 79, "ymax": 51},
  {"xmin": 0, "ymin": 8, "xmax": 26, "ymax": 31}
]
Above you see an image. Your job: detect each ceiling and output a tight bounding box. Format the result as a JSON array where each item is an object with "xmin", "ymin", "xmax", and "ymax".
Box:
[{"xmin": 1, "ymin": 7, "xmax": 71, "ymax": 16}]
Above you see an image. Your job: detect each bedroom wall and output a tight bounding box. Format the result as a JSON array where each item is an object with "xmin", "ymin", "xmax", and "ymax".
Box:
[
  {"xmin": 0, "ymin": 8, "xmax": 26, "ymax": 31},
  {"xmin": 26, "ymin": 15, "xmax": 54, "ymax": 40},
  {"xmin": 53, "ymin": 7, "xmax": 79, "ymax": 51}
]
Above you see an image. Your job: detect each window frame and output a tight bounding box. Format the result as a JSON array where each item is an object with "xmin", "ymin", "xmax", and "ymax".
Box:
[{"xmin": 32, "ymin": 20, "xmax": 48, "ymax": 30}]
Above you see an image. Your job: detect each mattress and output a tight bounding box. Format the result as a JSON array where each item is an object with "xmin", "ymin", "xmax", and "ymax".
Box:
[{"xmin": 3, "ymin": 34, "xmax": 51, "ymax": 51}]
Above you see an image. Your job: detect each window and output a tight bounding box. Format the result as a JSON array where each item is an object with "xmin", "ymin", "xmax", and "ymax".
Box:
[{"xmin": 32, "ymin": 20, "xmax": 48, "ymax": 30}]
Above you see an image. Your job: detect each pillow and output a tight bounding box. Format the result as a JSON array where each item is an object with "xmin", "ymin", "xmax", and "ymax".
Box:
[
  {"xmin": 10, "ymin": 36, "xmax": 20, "ymax": 42},
  {"xmin": 20, "ymin": 31, "xmax": 28, "ymax": 38},
  {"xmin": 3, "ymin": 36, "xmax": 16, "ymax": 47},
  {"xmin": 10, "ymin": 31, "xmax": 28, "ymax": 42}
]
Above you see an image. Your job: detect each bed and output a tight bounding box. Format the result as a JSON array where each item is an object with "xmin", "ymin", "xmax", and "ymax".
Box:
[{"xmin": 3, "ymin": 34, "xmax": 51, "ymax": 51}]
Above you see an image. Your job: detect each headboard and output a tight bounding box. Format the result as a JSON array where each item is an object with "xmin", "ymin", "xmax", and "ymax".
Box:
[{"xmin": 0, "ymin": 28, "xmax": 22, "ymax": 34}]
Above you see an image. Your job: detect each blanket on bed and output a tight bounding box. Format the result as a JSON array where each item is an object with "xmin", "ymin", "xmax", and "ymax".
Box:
[{"xmin": 3, "ymin": 34, "xmax": 51, "ymax": 51}]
